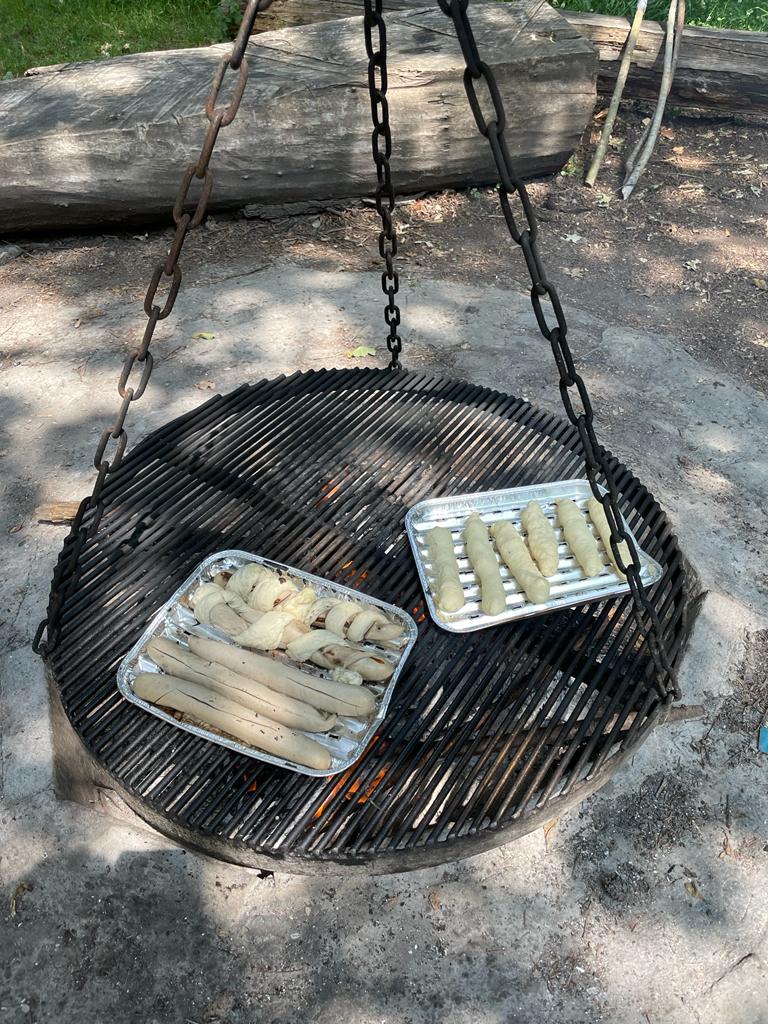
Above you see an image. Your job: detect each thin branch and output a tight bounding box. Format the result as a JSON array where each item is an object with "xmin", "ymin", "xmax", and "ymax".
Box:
[
  {"xmin": 585, "ymin": 0, "xmax": 647, "ymax": 188},
  {"xmin": 621, "ymin": 0, "xmax": 686, "ymax": 200},
  {"xmin": 624, "ymin": 0, "xmax": 686, "ymax": 175}
]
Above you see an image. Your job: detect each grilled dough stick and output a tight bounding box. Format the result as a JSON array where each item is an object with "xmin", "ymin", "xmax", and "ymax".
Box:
[
  {"xmin": 586, "ymin": 497, "xmax": 632, "ymax": 579},
  {"xmin": 520, "ymin": 501, "xmax": 559, "ymax": 576},
  {"xmin": 463, "ymin": 512, "xmax": 506, "ymax": 616},
  {"xmin": 490, "ymin": 520, "xmax": 551, "ymax": 604},
  {"xmin": 146, "ymin": 636, "xmax": 336, "ymax": 733},
  {"xmin": 133, "ymin": 672, "xmax": 331, "ymax": 771},
  {"xmin": 187, "ymin": 636, "xmax": 376, "ymax": 718},
  {"xmin": 425, "ymin": 526, "xmax": 464, "ymax": 612},
  {"xmin": 191, "ymin": 584, "xmax": 393, "ymax": 681},
  {"xmin": 556, "ymin": 498, "xmax": 604, "ymax": 577}
]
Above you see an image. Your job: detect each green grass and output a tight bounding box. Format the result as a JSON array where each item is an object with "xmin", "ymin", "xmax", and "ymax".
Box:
[
  {"xmin": 2, "ymin": 0, "xmax": 765, "ymax": 79},
  {"xmin": 0, "ymin": 0, "xmax": 233, "ymax": 78},
  {"xmin": 550, "ymin": 0, "xmax": 768, "ymax": 32}
]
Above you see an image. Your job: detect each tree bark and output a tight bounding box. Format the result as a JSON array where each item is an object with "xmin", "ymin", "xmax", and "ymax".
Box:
[
  {"xmin": 0, "ymin": 2, "xmax": 596, "ymax": 233},
  {"xmin": 564, "ymin": 10, "xmax": 768, "ymax": 113}
]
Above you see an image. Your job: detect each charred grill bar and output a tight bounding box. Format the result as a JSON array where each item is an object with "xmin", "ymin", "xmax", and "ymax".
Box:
[{"xmin": 46, "ymin": 370, "xmax": 694, "ymax": 871}]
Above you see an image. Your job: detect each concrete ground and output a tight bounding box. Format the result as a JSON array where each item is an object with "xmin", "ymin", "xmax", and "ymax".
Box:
[{"xmin": 1, "ymin": 224, "xmax": 768, "ymax": 1023}]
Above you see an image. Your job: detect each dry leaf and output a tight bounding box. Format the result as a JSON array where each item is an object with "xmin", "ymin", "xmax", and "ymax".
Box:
[
  {"xmin": 684, "ymin": 879, "xmax": 703, "ymax": 900},
  {"xmin": 719, "ymin": 833, "xmax": 736, "ymax": 859},
  {"xmin": 428, "ymin": 890, "xmax": 442, "ymax": 912},
  {"xmin": 9, "ymin": 881, "xmax": 32, "ymax": 918},
  {"xmin": 195, "ymin": 379, "xmax": 216, "ymax": 390},
  {"xmin": 562, "ymin": 233, "xmax": 583, "ymax": 244},
  {"xmin": 672, "ymin": 146, "xmax": 685, "ymax": 154},
  {"xmin": 192, "ymin": 332, "xmax": 216, "ymax": 340},
  {"xmin": 753, "ymin": 278, "xmax": 768, "ymax": 291},
  {"xmin": 543, "ymin": 818, "xmax": 558, "ymax": 849},
  {"xmin": 8, "ymin": 523, "xmax": 22, "ymax": 534},
  {"xmin": 684, "ymin": 259, "xmax": 701, "ymax": 271},
  {"xmin": 562, "ymin": 267, "xmax": 585, "ymax": 279}
]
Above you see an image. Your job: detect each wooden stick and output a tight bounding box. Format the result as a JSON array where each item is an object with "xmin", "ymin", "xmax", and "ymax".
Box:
[
  {"xmin": 621, "ymin": 0, "xmax": 686, "ymax": 200},
  {"xmin": 623, "ymin": 0, "xmax": 685, "ymax": 174},
  {"xmin": 35, "ymin": 500, "xmax": 80, "ymax": 525},
  {"xmin": 585, "ymin": 0, "xmax": 647, "ymax": 188}
]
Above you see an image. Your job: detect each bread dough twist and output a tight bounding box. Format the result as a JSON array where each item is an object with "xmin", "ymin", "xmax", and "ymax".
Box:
[
  {"xmin": 490, "ymin": 520, "xmax": 550, "ymax": 604},
  {"xmin": 463, "ymin": 512, "xmax": 506, "ymax": 615},
  {"xmin": 191, "ymin": 583, "xmax": 394, "ymax": 681},
  {"xmin": 520, "ymin": 501, "xmax": 559, "ymax": 576},
  {"xmin": 425, "ymin": 526, "xmax": 464, "ymax": 612},
  {"xmin": 586, "ymin": 497, "xmax": 632, "ymax": 579},
  {"xmin": 556, "ymin": 498, "xmax": 604, "ymax": 577},
  {"xmin": 224, "ymin": 565, "xmax": 402, "ymax": 643}
]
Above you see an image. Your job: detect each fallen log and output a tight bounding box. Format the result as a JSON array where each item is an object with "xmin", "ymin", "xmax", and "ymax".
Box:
[
  {"xmin": 248, "ymin": 0, "xmax": 422, "ymax": 32},
  {"xmin": 0, "ymin": 2, "xmax": 595, "ymax": 234},
  {"xmin": 563, "ymin": 10, "xmax": 768, "ymax": 113}
]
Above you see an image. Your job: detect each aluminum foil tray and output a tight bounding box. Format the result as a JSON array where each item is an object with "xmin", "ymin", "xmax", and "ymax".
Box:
[
  {"xmin": 117, "ymin": 550, "xmax": 417, "ymax": 777},
  {"xmin": 406, "ymin": 479, "xmax": 665, "ymax": 634}
]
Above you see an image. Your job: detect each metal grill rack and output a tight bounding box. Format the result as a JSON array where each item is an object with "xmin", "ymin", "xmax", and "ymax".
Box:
[{"xmin": 46, "ymin": 369, "xmax": 694, "ymax": 871}]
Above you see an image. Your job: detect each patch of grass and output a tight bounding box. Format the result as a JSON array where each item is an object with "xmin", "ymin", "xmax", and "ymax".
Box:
[
  {"xmin": 549, "ymin": 0, "xmax": 768, "ymax": 32},
  {"xmin": 0, "ymin": 0, "xmax": 229, "ymax": 78}
]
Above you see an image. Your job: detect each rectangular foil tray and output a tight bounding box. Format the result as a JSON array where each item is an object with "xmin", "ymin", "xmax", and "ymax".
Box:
[
  {"xmin": 406, "ymin": 479, "xmax": 664, "ymax": 633},
  {"xmin": 117, "ymin": 550, "xmax": 417, "ymax": 777}
]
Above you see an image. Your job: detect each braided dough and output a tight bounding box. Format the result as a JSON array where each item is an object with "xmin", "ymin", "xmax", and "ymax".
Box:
[
  {"xmin": 225, "ymin": 565, "xmax": 403, "ymax": 643},
  {"xmin": 190, "ymin": 583, "xmax": 393, "ymax": 681},
  {"xmin": 556, "ymin": 498, "xmax": 604, "ymax": 577},
  {"xmin": 463, "ymin": 512, "xmax": 506, "ymax": 615},
  {"xmin": 425, "ymin": 526, "xmax": 464, "ymax": 612},
  {"xmin": 587, "ymin": 497, "xmax": 631, "ymax": 579},
  {"xmin": 520, "ymin": 501, "xmax": 559, "ymax": 576},
  {"xmin": 490, "ymin": 520, "xmax": 550, "ymax": 604}
]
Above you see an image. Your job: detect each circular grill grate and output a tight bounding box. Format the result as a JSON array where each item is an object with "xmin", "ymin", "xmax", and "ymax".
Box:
[{"xmin": 48, "ymin": 369, "xmax": 692, "ymax": 867}]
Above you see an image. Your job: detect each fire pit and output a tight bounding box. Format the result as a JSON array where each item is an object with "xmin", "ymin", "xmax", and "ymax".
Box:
[{"xmin": 44, "ymin": 369, "xmax": 695, "ymax": 872}]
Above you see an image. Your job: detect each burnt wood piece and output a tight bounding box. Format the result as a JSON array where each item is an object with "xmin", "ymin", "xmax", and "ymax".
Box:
[
  {"xmin": 0, "ymin": 2, "xmax": 595, "ymax": 232},
  {"xmin": 564, "ymin": 11, "xmax": 768, "ymax": 113}
]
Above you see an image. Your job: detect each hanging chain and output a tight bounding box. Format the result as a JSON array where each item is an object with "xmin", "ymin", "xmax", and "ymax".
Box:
[
  {"xmin": 33, "ymin": 0, "xmax": 275, "ymax": 656},
  {"xmin": 363, "ymin": 0, "xmax": 403, "ymax": 370},
  {"xmin": 437, "ymin": 0, "xmax": 677, "ymax": 700}
]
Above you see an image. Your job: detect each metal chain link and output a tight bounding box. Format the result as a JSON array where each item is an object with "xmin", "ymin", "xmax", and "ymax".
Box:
[
  {"xmin": 437, "ymin": 0, "xmax": 677, "ymax": 700},
  {"xmin": 363, "ymin": 0, "xmax": 403, "ymax": 370},
  {"xmin": 33, "ymin": 0, "xmax": 275, "ymax": 656}
]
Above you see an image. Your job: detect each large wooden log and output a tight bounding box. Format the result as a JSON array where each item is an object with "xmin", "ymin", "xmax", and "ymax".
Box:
[
  {"xmin": 563, "ymin": 11, "xmax": 768, "ymax": 113},
  {"xmin": 249, "ymin": 0, "xmax": 422, "ymax": 32},
  {"xmin": 250, "ymin": 2, "xmax": 768, "ymax": 113},
  {"xmin": 0, "ymin": 2, "xmax": 595, "ymax": 233}
]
